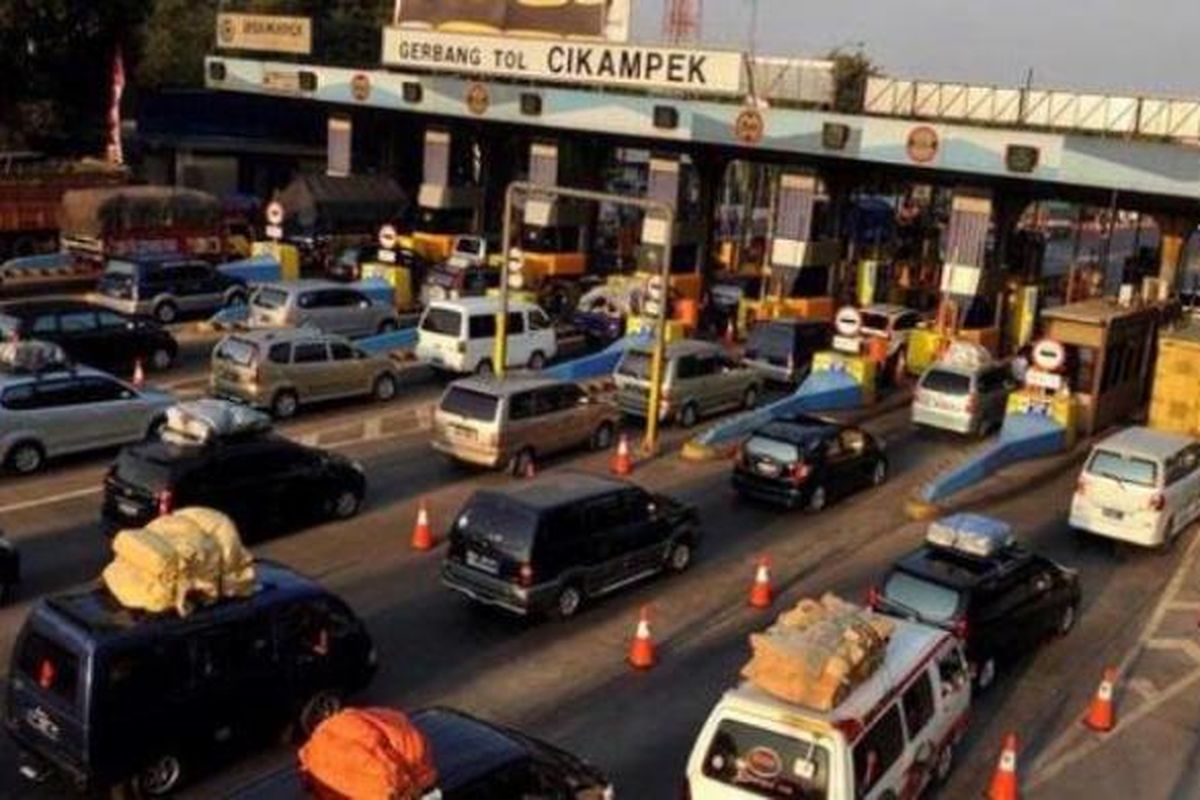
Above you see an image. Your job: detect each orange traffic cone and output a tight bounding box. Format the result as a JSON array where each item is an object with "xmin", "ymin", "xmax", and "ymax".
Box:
[
  {"xmin": 985, "ymin": 732, "xmax": 1020, "ymax": 800},
  {"xmin": 611, "ymin": 433, "xmax": 633, "ymax": 477},
  {"xmin": 132, "ymin": 358, "xmax": 145, "ymax": 388},
  {"xmin": 1083, "ymin": 667, "xmax": 1117, "ymax": 733},
  {"xmin": 724, "ymin": 318, "xmax": 736, "ymax": 345},
  {"xmin": 411, "ymin": 499, "xmax": 434, "ymax": 551},
  {"xmin": 748, "ymin": 556, "xmax": 773, "ymax": 609},
  {"xmin": 523, "ymin": 457, "xmax": 537, "ymax": 480},
  {"xmin": 628, "ymin": 606, "xmax": 657, "ymax": 670}
]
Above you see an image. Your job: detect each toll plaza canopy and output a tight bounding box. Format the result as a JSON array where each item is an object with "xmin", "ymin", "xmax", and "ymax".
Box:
[
  {"xmin": 58, "ymin": 186, "xmax": 222, "ymax": 239},
  {"xmin": 276, "ymin": 174, "xmax": 409, "ymax": 236}
]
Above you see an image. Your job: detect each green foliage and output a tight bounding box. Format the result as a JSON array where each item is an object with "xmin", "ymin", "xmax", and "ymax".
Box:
[{"xmin": 827, "ymin": 46, "xmax": 882, "ymax": 114}]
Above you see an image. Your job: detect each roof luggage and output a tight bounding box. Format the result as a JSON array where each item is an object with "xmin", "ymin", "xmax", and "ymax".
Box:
[
  {"xmin": 926, "ymin": 513, "xmax": 1014, "ymax": 558},
  {"xmin": 161, "ymin": 398, "xmax": 272, "ymax": 445},
  {"xmin": 300, "ymin": 707, "xmax": 439, "ymax": 800},
  {"xmin": 0, "ymin": 340, "xmax": 69, "ymax": 373}
]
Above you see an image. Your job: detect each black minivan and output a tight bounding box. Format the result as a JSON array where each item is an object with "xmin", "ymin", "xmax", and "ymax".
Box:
[
  {"xmin": 5, "ymin": 562, "xmax": 376, "ymax": 796},
  {"xmin": 442, "ymin": 472, "xmax": 699, "ymax": 619},
  {"xmin": 742, "ymin": 318, "xmax": 832, "ymax": 385}
]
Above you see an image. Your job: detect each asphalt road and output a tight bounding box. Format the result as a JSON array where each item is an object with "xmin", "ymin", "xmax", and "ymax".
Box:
[{"xmin": 0, "ymin": 340, "xmax": 1188, "ymax": 799}]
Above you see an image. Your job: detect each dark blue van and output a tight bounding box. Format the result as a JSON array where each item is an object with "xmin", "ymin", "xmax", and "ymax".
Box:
[
  {"xmin": 94, "ymin": 258, "xmax": 248, "ymax": 325},
  {"xmin": 5, "ymin": 561, "xmax": 375, "ymax": 796}
]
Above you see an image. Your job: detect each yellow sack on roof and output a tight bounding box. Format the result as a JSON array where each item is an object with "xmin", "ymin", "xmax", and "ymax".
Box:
[
  {"xmin": 102, "ymin": 556, "xmax": 176, "ymax": 614},
  {"xmin": 173, "ymin": 507, "xmax": 256, "ymax": 597}
]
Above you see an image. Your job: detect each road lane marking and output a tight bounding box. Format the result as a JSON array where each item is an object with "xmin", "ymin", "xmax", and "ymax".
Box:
[{"xmin": 0, "ymin": 486, "xmax": 102, "ymax": 514}]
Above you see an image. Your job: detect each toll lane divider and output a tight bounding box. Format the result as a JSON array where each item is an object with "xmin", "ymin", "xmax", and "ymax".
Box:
[
  {"xmin": 906, "ymin": 412, "xmax": 1068, "ymax": 519},
  {"xmin": 217, "ymin": 254, "xmax": 281, "ymax": 284},
  {"xmin": 545, "ymin": 333, "xmax": 652, "ymax": 382},
  {"xmin": 681, "ymin": 370, "xmax": 865, "ymax": 461}
]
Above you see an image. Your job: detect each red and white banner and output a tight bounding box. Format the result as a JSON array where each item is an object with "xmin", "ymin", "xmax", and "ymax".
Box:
[{"xmin": 106, "ymin": 46, "xmax": 126, "ymax": 166}]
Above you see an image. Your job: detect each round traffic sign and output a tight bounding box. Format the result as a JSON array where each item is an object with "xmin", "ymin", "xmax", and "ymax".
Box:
[
  {"xmin": 835, "ymin": 306, "xmax": 863, "ymax": 337},
  {"xmin": 1032, "ymin": 338, "xmax": 1066, "ymax": 372},
  {"xmin": 378, "ymin": 224, "xmax": 397, "ymax": 250},
  {"xmin": 265, "ymin": 201, "xmax": 284, "ymax": 226}
]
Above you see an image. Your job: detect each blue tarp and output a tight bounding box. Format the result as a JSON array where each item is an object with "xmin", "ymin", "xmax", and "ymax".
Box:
[
  {"xmin": 691, "ymin": 370, "xmax": 866, "ymax": 448},
  {"xmin": 919, "ymin": 412, "xmax": 1068, "ymax": 503},
  {"xmin": 217, "ymin": 255, "xmax": 281, "ymax": 284},
  {"xmin": 357, "ymin": 328, "xmax": 417, "ymax": 353},
  {"xmin": 545, "ymin": 333, "xmax": 652, "ymax": 381}
]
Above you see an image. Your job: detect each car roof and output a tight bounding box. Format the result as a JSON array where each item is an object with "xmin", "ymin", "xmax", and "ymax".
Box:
[
  {"xmin": 752, "ymin": 414, "xmax": 843, "ymax": 444},
  {"xmin": 39, "ymin": 561, "xmax": 323, "ymax": 644},
  {"xmin": 427, "ymin": 296, "xmax": 538, "ymax": 313},
  {"xmin": 258, "ymin": 279, "xmax": 346, "ymax": 292},
  {"xmin": 630, "ymin": 338, "xmax": 722, "ymax": 358},
  {"xmin": 486, "ymin": 471, "xmax": 632, "ymax": 511},
  {"xmin": 1094, "ymin": 426, "xmax": 1195, "ymax": 460},
  {"xmin": 447, "ymin": 375, "xmax": 563, "ymax": 397},
  {"xmin": 893, "ymin": 544, "xmax": 1032, "ymax": 591},
  {"xmin": 860, "ymin": 304, "xmax": 911, "ymax": 319},
  {"xmin": 0, "ymin": 363, "xmax": 114, "ymax": 389},
  {"xmin": 226, "ymin": 328, "xmax": 351, "ymax": 346}
]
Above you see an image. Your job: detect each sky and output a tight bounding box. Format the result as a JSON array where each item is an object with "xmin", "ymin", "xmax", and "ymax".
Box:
[{"xmin": 630, "ymin": 0, "xmax": 1200, "ymax": 97}]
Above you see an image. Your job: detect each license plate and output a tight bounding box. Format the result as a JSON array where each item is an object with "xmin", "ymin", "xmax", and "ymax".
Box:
[
  {"xmin": 1103, "ymin": 508, "xmax": 1124, "ymax": 520},
  {"xmin": 450, "ymin": 425, "xmax": 477, "ymax": 440},
  {"xmin": 466, "ymin": 551, "xmax": 499, "ymax": 574},
  {"xmin": 117, "ymin": 500, "xmax": 140, "ymax": 517}
]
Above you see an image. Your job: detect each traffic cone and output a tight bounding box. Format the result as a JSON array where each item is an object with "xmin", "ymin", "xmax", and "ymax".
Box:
[
  {"xmin": 985, "ymin": 732, "xmax": 1020, "ymax": 800},
  {"xmin": 523, "ymin": 457, "xmax": 537, "ymax": 480},
  {"xmin": 611, "ymin": 433, "xmax": 633, "ymax": 477},
  {"xmin": 411, "ymin": 499, "xmax": 434, "ymax": 551},
  {"xmin": 748, "ymin": 557, "xmax": 773, "ymax": 609},
  {"xmin": 724, "ymin": 318, "xmax": 737, "ymax": 345},
  {"xmin": 1083, "ymin": 667, "xmax": 1118, "ymax": 733},
  {"xmin": 132, "ymin": 358, "xmax": 145, "ymax": 388},
  {"xmin": 628, "ymin": 606, "xmax": 657, "ymax": 670}
]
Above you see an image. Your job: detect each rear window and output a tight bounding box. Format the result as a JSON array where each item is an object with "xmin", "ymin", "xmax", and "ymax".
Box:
[
  {"xmin": 702, "ymin": 718, "xmax": 830, "ymax": 800},
  {"xmin": 617, "ymin": 351, "xmax": 652, "ymax": 380},
  {"xmin": 440, "ymin": 386, "xmax": 500, "ymax": 421},
  {"xmin": 112, "ymin": 449, "xmax": 175, "ymax": 491},
  {"xmin": 455, "ymin": 493, "xmax": 537, "ymax": 561},
  {"xmin": 17, "ymin": 631, "xmax": 80, "ymax": 706},
  {"xmin": 429, "ymin": 268, "xmax": 459, "ymax": 289},
  {"xmin": 745, "ymin": 436, "xmax": 801, "ymax": 463},
  {"xmin": 421, "ymin": 307, "xmax": 463, "ymax": 336},
  {"xmin": 747, "ymin": 324, "xmax": 794, "ymax": 356},
  {"xmin": 1086, "ymin": 449, "xmax": 1159, "ymax": 487},
  {"xmin": 920, "ymin": 369, "xmax": 971, "ymax": 395},
  {"xmin": 883, "ymin": 571, "xmax": 963, "ymax": 623},
  {"xmin": 214, "ymin": 338, "xmax": 258, "ymax": 367},
  {"xmin": 860, "ymin": 312, "xmax": 890, "ymax": 332},
  {"xmin": 252, "ymin": 287, "xmax": 289, "ymax": 310}
]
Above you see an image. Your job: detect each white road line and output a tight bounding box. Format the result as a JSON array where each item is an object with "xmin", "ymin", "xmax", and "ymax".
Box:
[{"xmin": 0, "ymin": 486, "xmax": 101, "ymax": 514}]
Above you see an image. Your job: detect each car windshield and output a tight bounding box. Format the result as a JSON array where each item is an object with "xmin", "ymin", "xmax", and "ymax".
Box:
[
  {"xmin": 617, "ymin": 351, "xmax": 652, "ymax": 380},
  {"xmin": 702, "ymin": 718, "xmax": 830, "ymax": 800},
  {"xmin": 112, "ymin": 449, "xmax": 175, "ymax": 491},
  {"xmin": 455, "ymin": 493, "xmax": 537, "ymax": 561},
  {"xmin": 747, "ymin": 324, "xmax": 793, "ymax": 356},
  {"xmin": 883, "ymin": 571, "xmax": 963, "ymax": 623},
  {"xmin": 421, "ymin": 307, "xmax": 463, "ymax": 336},
  {"xmin": 428, "ymin": 268, "xmax": 460, "ymax": 288},
  {"xmin": 745, "ymin": 435, "xmax": 800, "ymax": 463},
  {"xmin": 252, "ymin": 287, "xmax": 289, "ymax": 310},
  {"xmin": 1087, "ymin": 449, "xmax": 1158, "ymax": 487},
  {"xmin": 921, "ymin": 369, "xmax": 971, "ymax": 395},
  {"xmin": 215, "ymin": 338, "xmax": 258, "ymax": 367},
  {"xmin": 440, "ymin": 386, "xmax": 499, "ymax": 422},
  {"xmin": 860, "ymin": 312, "xmax": 890, "ymax": 332}
]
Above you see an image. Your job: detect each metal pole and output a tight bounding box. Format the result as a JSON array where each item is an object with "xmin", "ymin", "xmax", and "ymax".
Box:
[
  {"xmin": 494, "ymin": 184, "xmax": 516, "ymax": 377},
  {"xmin": 1066, "ymin": 204, "xmax": 1084, "ymax": 304},
  {"xmin": 1099, "ymin": 189, "xmax": 1119, "ymax": 293},
  {"xmin": 644, "ymin": 212, "xmax": 675, "ymax": 455}
]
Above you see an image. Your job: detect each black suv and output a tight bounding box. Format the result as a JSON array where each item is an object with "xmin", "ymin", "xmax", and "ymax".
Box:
[
  {"xmin": 871, "ymin": 517, "xmax": 1081, "ymax": 691},
  {"xmin": 0, "ymin": 298, "xmax": 178, "ymax": 376},
  {"xmin": 227, "ymin": 707, "xmax": 612, "ymax": 800},
  {"xmin": 742, "ymin": 318, "xmax": 832, "ymax": 385},
  {"xmin": 102, "ymin": 431, "xmax": 365, "ymax": 539},
  {"xmin": 732, "ymin": 416, "xmax": 888, "ymax": 512},
  {"xmin": 5, "ymin": 562, "xmax": 376, "ymax": 796},
  {"xmin": 0, "ymin": 531, "xmax": 18, "ymax": 604},
  {"xmin": 443, "ymin": 472, "xmax": 699, "ymax": 619}
]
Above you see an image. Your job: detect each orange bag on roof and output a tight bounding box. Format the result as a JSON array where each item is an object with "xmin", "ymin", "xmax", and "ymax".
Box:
[{"xmin": 300, "ymin": 708, "xmax": 438, "ymax": 800}]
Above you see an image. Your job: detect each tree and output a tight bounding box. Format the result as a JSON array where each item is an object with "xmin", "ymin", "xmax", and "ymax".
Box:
[
  {"xmin": 139, "ymin": 0, "xmax": 220, "ymax": 89},
  {"xmin": 827, "ymin": 46, "xmax": 882, "ymax": 114}
]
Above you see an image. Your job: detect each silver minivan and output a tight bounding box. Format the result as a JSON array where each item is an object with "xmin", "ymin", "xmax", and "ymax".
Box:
[
  {"xmin": 912, "ymin": 360, "xmax": 1014, "ymax": 436},
  {"xmin": 249, "ymin": 280, "xmax": 399, "ymax": 339},
  {"xmin": 614, "ymin": 339, "xmax": 761, "ymax": 427}
]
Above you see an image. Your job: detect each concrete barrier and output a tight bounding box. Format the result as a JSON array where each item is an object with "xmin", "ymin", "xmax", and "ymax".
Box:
[
  {"xmin": 681, "ymin": 370, "xmax": 866, "ymax": 461},
  {"xmin": 544, "ymin": 333, "xmax": 651, "ymax": 382},
  {"xmin": 357, "ymin": 328, "xmax": 418, "ymax": 354},
  {"xmin": 217, "ymin": 255, "xmax": 281, "ymax": 284}
]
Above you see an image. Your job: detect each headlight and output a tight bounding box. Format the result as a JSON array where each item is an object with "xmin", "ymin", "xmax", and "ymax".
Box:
[{"xmin": 350, "ymin": 460, "xmax": 366, "ymax": 474}]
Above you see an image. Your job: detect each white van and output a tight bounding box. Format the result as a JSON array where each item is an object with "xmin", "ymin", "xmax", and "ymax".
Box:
[
  {"xmin": 1070, "ymin": 426, "xmax": 1200, "ymax": 548},
  {"xmin": 685, "ymin": 617, "xmax": 971, "ymax": 800},
  {"xmin": 417, "ymin": 297, "xmax": 557, "ymax": 375}
]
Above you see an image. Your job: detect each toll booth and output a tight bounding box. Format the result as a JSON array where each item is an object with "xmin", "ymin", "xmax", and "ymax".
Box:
[
  {"xmin": 1040, "ymin": 297, "xmax": 1177, "ymax": 435},
  {"xmin": 411, "ymin": 128, "xmax": 481, "ymax": 263}
]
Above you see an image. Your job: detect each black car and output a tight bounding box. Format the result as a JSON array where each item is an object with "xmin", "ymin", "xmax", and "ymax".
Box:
[
  {"xmin": 442, "ymin": 472, "xmax": 699, "ymax": 619},
  {"xmin": 870, "ymin": 515, "xmax": 1081, "ymax": 691},
  {"xmin": 732, "ymin": 416, "xmax": 888, "ymax": 511},
  {"xmin": 6, "ymin": 561, "xmax": 376, "ymax": 796},
  {"xmin": 102, "ymin": 430, "xmax": 365, "ymax": 539},
  {"xmin": 226, "ymin": 707, "xmax": 612, "ymax": 800},
  {"xmin": 0, "ymin": 298, "xmax": 178, "ymax": 376},
  {"xmin": 742, "ymin": 318, "xmax": 832, "ymax": 385},
  {"xmin": 0, "ymin": 532, "xmax": 18, "ymax": 604}
]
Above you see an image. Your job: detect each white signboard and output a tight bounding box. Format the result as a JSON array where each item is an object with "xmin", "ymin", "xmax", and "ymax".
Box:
[
  {"xmin": 217, "ymin": 13, "xmax": 312, "ymax": 55},
  {"xmin": 1025, "ymin": 368, "xmax": 1064, "ymax": 392},
  {"xmin": 940, "ymin": 263, "xmax": 982, "ymax": 297},
  {"xmin": 381, "ymin": 29, "xmax": 744, "ymax": 96}
]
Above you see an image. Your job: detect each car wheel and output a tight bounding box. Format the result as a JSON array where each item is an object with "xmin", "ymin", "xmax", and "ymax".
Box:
[
  {"xmin": 6, "ymin": 441, "xmax": 44, "ymax": 475},
  {"xmin": 376, "ymin": 318, "xmax": 398, "ymax": 335},
  {"xmin": 149, "ymin": 347, "xmax": 173, "ymax": 372},
  {"xmin": 742, "ymin": 385, "xmax": 759, "ymax": 410},
  {"xmin": 553, "ymin": 584, "xmax": 584, "ymax": 620},
  {"xmin": 372, "ymin": 373, "xmax": 398, "ymax": 402},
  {"xmin": 667, "ymin": 539, "xmax": 693, "ymax": 573},
  {"xmin": 528, "ymin": 350, "xmax": 547, "ymax": 371},
  {"xmin": 510, "ymin": 448, "xmax": 536, "ymax": 478},
  {"xmin": 298, "ymin": 690, "xmax": 343, "ymax": 739},
  {"xmin": 1057, "ymin": 602, "xmax": 1078, "ymax": 636},
  {"xmin": 153, "ymin": 301, "xmax": 178, "ymax": 325},
  {"xmin": 475, "ymin": 359, "xmax": 494, "ymax": 378},
  {"xmin": 871, "ymin": 458, "xmax": 888, "ymax": 486},
  {"xmin": 329, "ymin": 488, "xmax": 362, "ymax": 520},
  {"xmin": 934, "ymin": 740, "xmax": 956, "ymax": 784},
  {"xmin": 271, "ymin": 389, "xmax": 299, "ymax": 420},
  {"xmin": 679, "ymin": 402, "xmax": 699, "ymax": 428},
  {"xmin": 591, "ymin": 421, "xmax": 615, "ymax": 451},
  {"xmin": 137, "ymin": 753, "xmax": 183, "ymax": 797},
  {"xmin": 807, "ymin": 485, "xmax": 828, "ymax": 513},
  {"xmin": 975, "ymin": 657, "xmax": 997, "ymax": 691}
]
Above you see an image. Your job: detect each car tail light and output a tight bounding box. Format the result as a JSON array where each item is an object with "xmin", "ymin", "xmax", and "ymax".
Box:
[
  {"xmin": 37, "ymin": 659, "xmax": 56, "ymax": 690},
  {"xmin": 866, "ymin": 585, "xmax": 881, "ymax": 609},
  {"xmin": 788, "ymin": 462, "xmax": 811, "ymax": 483},
  {"xmin": 1150, "ymin": 494, "xmax": 1166, "ymax": 511},
  {"xmin": 965, "ymin": 394, "xmax": 978, "ymax": 413},
  {"xmin": 952, "ymin": 617, "xmax": 970, "ymax": 641},
  {"xmin": 157, "ymin": 488, "xmax": 174, "ymax": 517},
  {"xmin": 517, "ymin": 563, "xmax": 534, "ymax": 587},
  {"xmin": 832, "ymin": 718, "xmax": 864, "ymax": 741}
]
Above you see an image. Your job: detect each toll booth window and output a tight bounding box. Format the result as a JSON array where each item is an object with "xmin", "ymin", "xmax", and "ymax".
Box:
[{"xmin": 702, "ymin": 719, "xmax": 830, "ymax": 799}]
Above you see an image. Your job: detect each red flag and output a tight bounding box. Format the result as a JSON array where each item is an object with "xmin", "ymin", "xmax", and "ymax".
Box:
[{"xmin": 106, "ymin": 46, "xmax": 125, "ymax": 165}]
